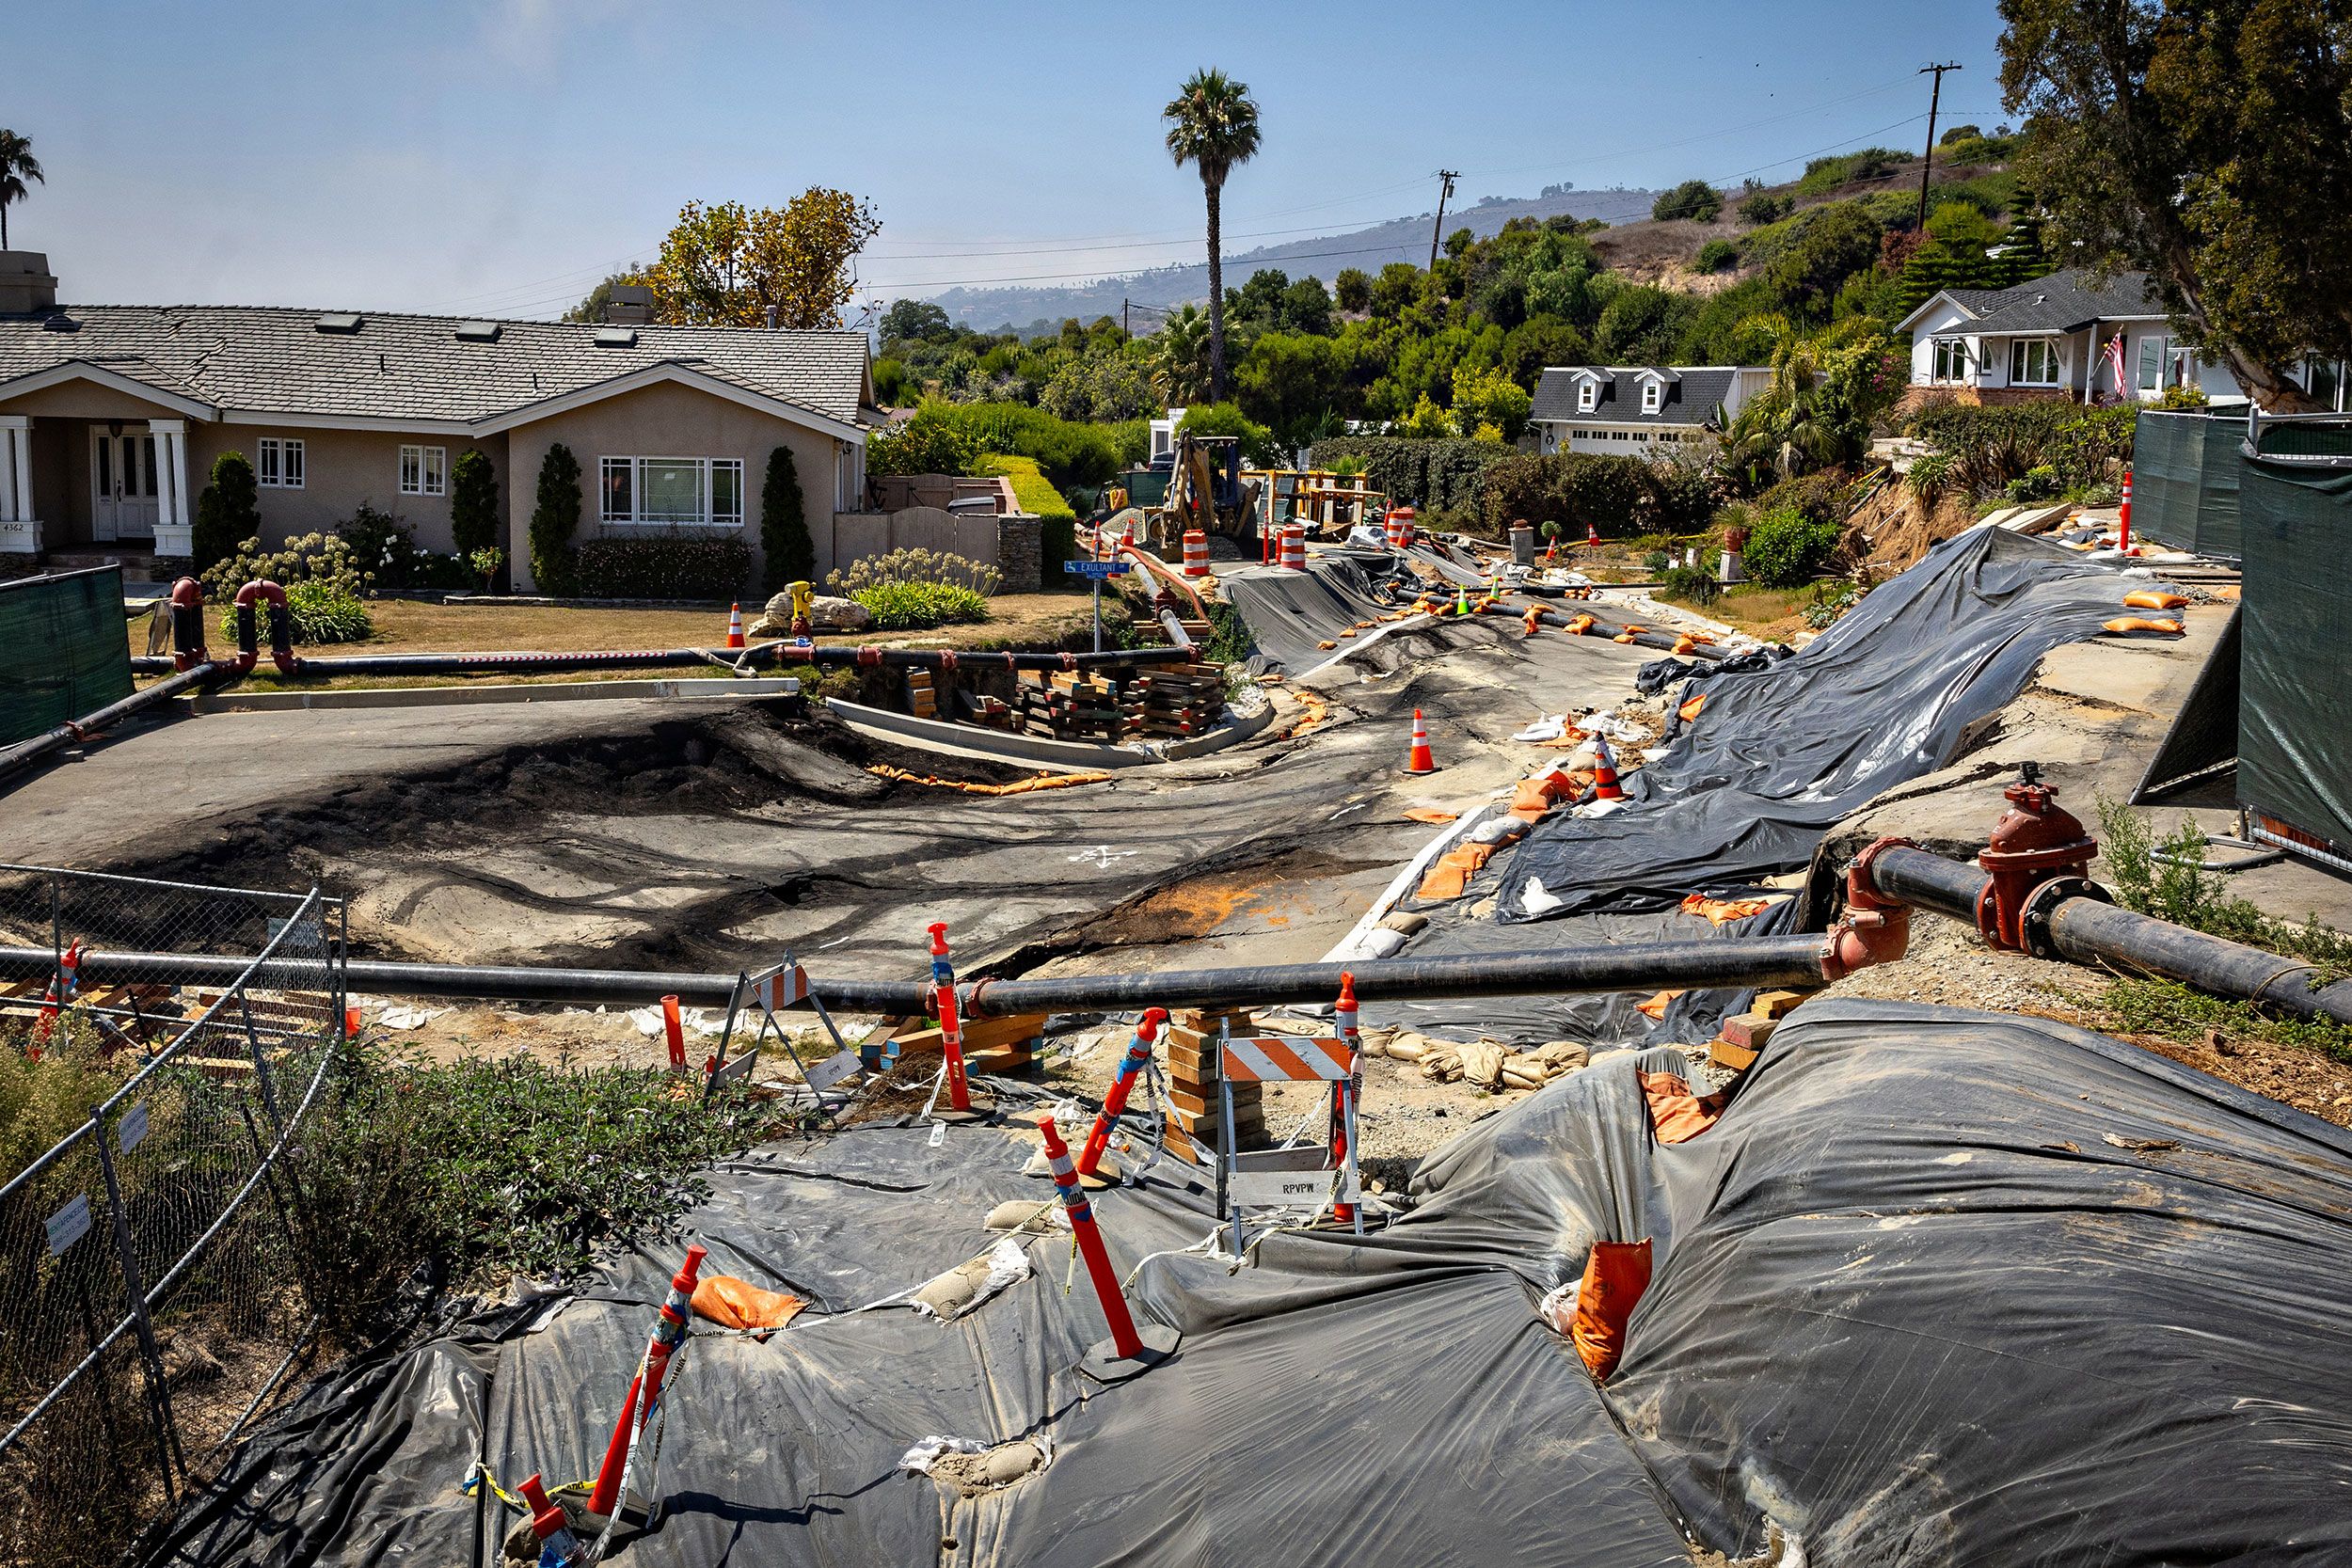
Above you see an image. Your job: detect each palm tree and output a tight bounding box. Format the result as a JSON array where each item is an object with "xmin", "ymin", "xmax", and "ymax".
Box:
[
  {"xmin": 0, "ymin": 130, "xmax": 42, "ymax": 250},
  {"xmin": 1162, "ymin": 70, "xmax": 1261, "ymax": 404},
  {"xmin": 1147, "ymin": 304, "xmax": 1215, "ymax": 404}
]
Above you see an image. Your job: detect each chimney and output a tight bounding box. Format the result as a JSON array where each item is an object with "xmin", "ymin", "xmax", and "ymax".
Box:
[
  {"xmin": 602, "ymin": 283, "xmax": 655, "ymax": 325},
  {"xmin": 0, "ymin": 252, "xmax": 59, "ymax": 314},
  {"xmin": 764, "ymin": 303, "xmax": 777, "ymax": 330}
]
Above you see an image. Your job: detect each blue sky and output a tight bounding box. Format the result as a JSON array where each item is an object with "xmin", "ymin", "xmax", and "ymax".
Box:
[{"xmin": 3, "ymin": 0, "xmax": 2009, "ymax": 319}]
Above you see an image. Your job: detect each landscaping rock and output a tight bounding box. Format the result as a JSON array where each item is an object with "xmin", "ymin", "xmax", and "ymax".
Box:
[{"xmin": 748, "ymin": 592, "xmax": 869, "ymax": 637}]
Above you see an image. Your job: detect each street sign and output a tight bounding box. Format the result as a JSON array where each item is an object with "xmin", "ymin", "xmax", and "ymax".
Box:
[{"xmin": 1062, "ymin": 560, "xmax": 1131, "ymax": 579}]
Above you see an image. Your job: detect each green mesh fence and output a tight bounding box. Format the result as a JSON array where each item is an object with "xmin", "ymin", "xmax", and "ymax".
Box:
[
  {"xmin": 0, "ymin": 567, "xmax": 134, "ymax": 746},
  {"xmin": 2237, "ymin": 420, "xmax": 2352, "ymax": 866},
  {"xmin": 2130, "ymin": 410, "xmax": 2244, "ymax": 559}
]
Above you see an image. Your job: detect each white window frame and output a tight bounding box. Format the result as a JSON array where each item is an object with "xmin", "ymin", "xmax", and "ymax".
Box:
[
  {"xmin": 1577, "ymin": 380, "xmax": 1597, "ymax": 413},
  {"xmin": 597, "ymin": 456, "xmax": 746, "ymax": 529},
  {"xmin": 1931, "ymin": 337, "xmax": 1969, "ymax": 384},
  {"xmin": 256, "ymin": 436, "xmax": 305, "ymax": 489},
  {"xmin": 1642, "ymin": 381, "xmax": 1661, "ymax": 414},
  {"xmin": 2009, "ymin": 338, "xmax": 2061, "ymax": 388},
  {"xmin": 399, "ymin": 444, "xmax": 448, "ymax": 498}
]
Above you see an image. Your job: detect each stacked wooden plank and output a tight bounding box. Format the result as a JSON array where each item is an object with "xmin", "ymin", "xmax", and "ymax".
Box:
[
  {"xmin": 905, "ymin": 671, "xmax": 937, "ymax": 721},
  {"xmin": 959, "ymin": 691, "xmax": 1017, "ymax": 731},
  {"xmin": 1123, "ymin": 664, "xmax": 1225, "ymax": 740},
  {"xmin": 1009, "ymin": 671, "xmax": 1126, "ymax": 743},
  {"xmin": 1162, "ymin": 1006, "xmax": 1265, "ymax": 1164},
  {"xmin": 887, "ymin": 1011, "xmax": 1049, "ymax": 1078}
]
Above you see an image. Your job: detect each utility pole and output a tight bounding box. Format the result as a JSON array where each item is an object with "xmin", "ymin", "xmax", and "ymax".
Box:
[
  {"xmin": 1916, "ymin": 62, "xmax": 1963, "ymax": 230},
  {"xmin": 1428, "ymin": 170, "xmax": 1459, "ymax": 271}
]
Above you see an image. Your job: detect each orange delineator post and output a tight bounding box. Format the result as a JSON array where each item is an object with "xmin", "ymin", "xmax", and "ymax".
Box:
[
  {"xmin": 1331, "ymin": 973, "xmax": 1362, "ymax": 1228},
  {"xmin": 1076, "ymin": 1007, "xmax": 1169, "ymax": 1178},
  {"xmin": 660, "ymin": 993, "xmax": 686, "ymax": 1073},
  {"xmin": 723, "ymin": 603, "xmax": 746, "ymax": 650},
  {"xmin": 588, "ymin": 1243, "xmax": 707, "ymax": 1520},
  {"xmin": 1039, "ymin": 1114, "xmax": 1145, "ymax": 1360},
  {"xmin": 929, "ymin": 921, "xmax": 972, "ymax": 1112},
  {"xmin": 2118, "ymin": 467, "xmax": 2135, "ymax": 555},
  {"xmin": 520, "ymin": 1474, "xmax": 588, "ymax": 1565}
]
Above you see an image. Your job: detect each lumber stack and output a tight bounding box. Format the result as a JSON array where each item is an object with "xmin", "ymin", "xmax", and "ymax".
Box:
[
  {"xmin": 1162, "ymin": 1006, "xmax": 1265, "ymax": 1164},
  {"xmin": 1010, "ymin": 671, "xmax": 1126, "ymax": 743},
  {"xmin": 959, "ymin": 691, "xmax": 1016, "ymax": 731},
  {"xmin": 888, "ymin": 1011, "xmax": 1049, "ymax": 1078},
  {"xmin": 905, "ymin": 670, "xmax": 937, "ymax": 721},
  {"xmin": 1123, "ymin": 663, "xmax": 1225, "ymax": 740}
]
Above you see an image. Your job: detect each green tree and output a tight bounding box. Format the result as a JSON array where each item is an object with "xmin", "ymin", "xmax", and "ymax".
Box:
[
  {"xmin": 449, "ymin": 450, "xmax": 498, "ymax": 559},
  {"xmin": 1333, "ymin": 267, "xmax": 1372, "ymax": 313},
  {"xmin": 1998, "ymin": 0, "xmax": 2352, "ymax": 407},
  {"xmin": 1501, "ymin": 317, "xmax": 1591, "ymax": 388},
  {"xmin": 1279, "ymin": 275, "xmax": 1333, "ymax": 336},
  {"xmin": 867, "ymin": 411, "xmax": 979, "ymax": 476},
  {"xmin": 529, "ymin": 443, "xmax": 582, "ymax": 594},
  {"xmin": 1368, "ymin": 262, "xmax": 1423, "ymax": 320},
  {"xmin": 0, "ymin": 129, "xmax": 45, "ymax": 249},
  {"xmin": 760, "ymin": 446, "xmax": 812, "ymax": 594},
  {"xmin": 881, "ymin": 298, "xmax": 953, "ymax": 343},
  {"xmin": 1735, "ymin": 189, "xmax": 1794, "ymax": 226},
  {"xmin": 644, "ymin": 189, "xmax": 881, "ymax": 328},
  {"xmin": 1148, "ymin": 303, "xmax": 1216, "ymax": 404},
  {"xmin": 1451, "ymin": 363, "xmax": 1533, "ymax": 442},
  {"xmin": 1233, "ymin": 331, "xmax": 1359, "ymax": 447},
  {"xmin": 1756, "ymin": 200, "xmax": 1883, "ymax": 321},
  {"xmin": 191, "ymin": 451, "xmax": 258, "ymax": 573},
  {"xmin": 1163, "ymin": 69, "xmax": 1263, "ymax": 403},
  {"xmin": 1889, "ymin": 201, "xmax": 2010, "ymax": 314},
  {"xmin": 1652, "ymin": 180, "xmax": 1724, "ymax": 223}
]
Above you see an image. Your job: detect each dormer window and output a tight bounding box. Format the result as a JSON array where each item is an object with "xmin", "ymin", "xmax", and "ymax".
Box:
[
  {"xmin": 1577, "ymin": 380, "xmax": 1597, "ymax": 413},
  {"xmin": 1642, "ymin": 381, "xmax": 1661, "ymax": 414}
]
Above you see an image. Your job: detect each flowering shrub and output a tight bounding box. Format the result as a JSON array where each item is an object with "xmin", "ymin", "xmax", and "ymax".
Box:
[
  {"xmin": 828, "ymin": 547, "xmax": 1001, "ymax": 597},
  {"xmin": 851, "ymin": 580, "xmax": 991, "ymax": 630}
]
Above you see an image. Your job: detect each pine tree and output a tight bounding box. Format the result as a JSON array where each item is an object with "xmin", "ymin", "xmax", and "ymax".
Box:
[
  {"xmin": 529, "ymin": 444, "xmax": 582, "ymax": 594},
  {"xmin": 760, "ymin": 446, "xmax": 813, "ymax": 594}
]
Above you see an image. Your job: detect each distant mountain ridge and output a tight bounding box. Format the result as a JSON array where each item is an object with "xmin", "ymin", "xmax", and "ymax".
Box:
[{"xmin": 926, "ymin": 184, "xmax": 1661, "ymax": 335}]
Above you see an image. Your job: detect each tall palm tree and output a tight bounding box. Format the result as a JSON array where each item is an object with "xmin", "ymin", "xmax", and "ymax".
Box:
[
  {"xmin": 0, "ymin": 130, "xmax": 42, "ymax": 250},
  {"xmin": 1162, "ymin": 70, "xmax": 1261, "ymax": 404}
]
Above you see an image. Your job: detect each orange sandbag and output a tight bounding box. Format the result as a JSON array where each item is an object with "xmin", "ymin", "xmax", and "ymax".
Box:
[
  {"xmin": 1671, "ymin": 636, "xmax": 1695, "ymax": 655},
  {"xmin": 1639, "ymin": 1070, "xmax": 1729, "ymax": 1145},
  {"xmin": 692, "ymin": 1275, "xmax": 806, "ymax": 1332},
  {"xmin": 1512, "ymin": 777, "xmax": 1563, "ymax": 814},
  {"xmin": 1569, "ymin": 1239, "xmax": 1653, "ymax": 1380},
  {"xmin": 1612, "ymin": 624, "xmax": 1646, "ymax": 644},
  {"xmin": 1414, "ymin": 844, "xmax": 1494, "ymax": 901},
  {"xmin": 1564, "ymin": 613, "xmax": 1597, "ymax": 636},
  {"xmin": 1678, "ymin": 693, "xmax": 1707, "ymax": 722},
  {"xmin": 1634, "ymin": 989, "xmax": 1685, "ymax": 1021},
  {"xmin": 1316, "ymin": 639, "xmax": 1340, "ymax": 650},
  {"xmin": 1402, "ymin": 808, "xmax": 1458, "ymax": 825},
  {"xmin": 2102, "ymin": 616, "xmax": 2184, "ymax": 636},
  {"xmin": 2123, "ymin": 589, "xmax": 2188, "ymax": 610},
  {"xmin": 1679, "ymin": 892, "xmax": 1772, "ymax": 927}
]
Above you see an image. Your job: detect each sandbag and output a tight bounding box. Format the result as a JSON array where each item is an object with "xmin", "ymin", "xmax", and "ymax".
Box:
[
  {"xmin": 1567, "ymin": 1239, "xmax": 1653, "ymax": 1380},
  {"xmin": 692, "ymin": 1275, "xmax": 807, "ymax": 1332}
]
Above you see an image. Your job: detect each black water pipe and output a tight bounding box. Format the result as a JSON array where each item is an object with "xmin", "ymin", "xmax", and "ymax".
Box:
[
  {"xmin": 0, "ymin": 935, "xmax": 1837, "ymax": 1018},
  {"xmin": 0, "ymin": 663, "xmax": 230, "ymax": 784},
  {"xmin": 1862, "ymin": 845, "xmax": 2352, "ymax": 1028},
  {"xmin": 130, "ymin": 641, "xmax": 1192, "ymax": 680}
]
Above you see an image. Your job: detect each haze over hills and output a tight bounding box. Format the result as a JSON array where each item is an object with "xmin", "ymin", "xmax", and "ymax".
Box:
[{"xmin": 925, "ymin": 184, "xmax": 1661, "ymax": 336}]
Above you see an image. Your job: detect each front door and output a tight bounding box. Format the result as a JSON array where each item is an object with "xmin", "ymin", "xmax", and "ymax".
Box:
[{"xmin": 90, "ymin": 427, "xmax": 160, "ymax": 542}]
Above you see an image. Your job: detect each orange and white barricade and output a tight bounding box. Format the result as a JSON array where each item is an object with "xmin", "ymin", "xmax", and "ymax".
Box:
[
  {"xmin": 1182, "ymin": 530, "xmax": 1209, "ymax": 578},
  {"xmin": 707, "ymin": 951, "xmax": 865, "ymax": 1112},
  {"xmin": 1216, "ymin": 1012, "xmax": 1365, "ymax": 1248}
]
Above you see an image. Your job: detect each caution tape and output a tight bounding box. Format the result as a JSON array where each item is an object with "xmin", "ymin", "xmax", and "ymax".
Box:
[{"xmin": 865, "ymin": 765, "xmax": 1113, "ymax": 795}]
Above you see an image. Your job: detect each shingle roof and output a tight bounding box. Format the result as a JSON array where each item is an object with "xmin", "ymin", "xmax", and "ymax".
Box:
[
  {"xmin": 1929, "ymin": 269, "xmax": 2166, "ymax": 333},
  {"xmin": 1531, "ymin": 366, "xmax": 1738, "ymax": 426},
  {"xmin": 0, "ymin": 305, "xmax": 871, "ymax": 430}
]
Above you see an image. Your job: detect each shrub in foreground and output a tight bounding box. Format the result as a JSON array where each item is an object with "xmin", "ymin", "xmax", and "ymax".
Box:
[{"xmin": 1740, "ymin": 506, "xmax": 1840, "ymax": 587}]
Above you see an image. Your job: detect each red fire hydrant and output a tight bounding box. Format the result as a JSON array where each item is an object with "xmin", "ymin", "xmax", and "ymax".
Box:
[{"xmin": 1976, "ymin": 762, "xmax": 2098, "ymax": 953}]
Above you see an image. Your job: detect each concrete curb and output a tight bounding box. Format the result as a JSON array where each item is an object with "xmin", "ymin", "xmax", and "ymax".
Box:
[
  {"xmin": 826, "ymin": 694, "xmax": 1271, "ymax": 769},
  {"xmin": 183, "ymin": 675, "xmax": 802, "ymax": 714}
]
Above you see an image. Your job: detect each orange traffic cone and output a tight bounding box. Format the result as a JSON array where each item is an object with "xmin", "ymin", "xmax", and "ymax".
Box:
[
  {"xmin": 1584, "ymin": 520, "xmax": 1600, "ymax": 548},
  {"xmin": 1405, "ymin": 709, "xmax": 1437, "ymax": 775},
  {"xmin": 723, "ymin": 603, "xmax": 745, "ymax": 649},
  {"xmin": 1591, "ymin": 734, "xmax": 1625, "ymax": 800}
]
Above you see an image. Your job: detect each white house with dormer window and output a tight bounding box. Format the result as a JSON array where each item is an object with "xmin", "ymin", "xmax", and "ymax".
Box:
[
  {"xmin": 1899, "ymin": 268, "xmax": 2245, "ymax": 406},
  {"xmin": 1530, "ymin": 366, "xmax": 1773, "ymax": 458}
]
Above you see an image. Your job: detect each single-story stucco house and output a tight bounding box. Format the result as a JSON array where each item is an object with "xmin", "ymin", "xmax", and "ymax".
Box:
[
  {"xmin": 1895, "ymin": 268, "xmax": 2249, "ymax": 408},
  {"xmin": 0, "ymin": 250, "xmax": 1028, "ymax": 592},
  {"xmin": 1529, "ymin": 366, "xmax": 1772, "ymax": 458}
]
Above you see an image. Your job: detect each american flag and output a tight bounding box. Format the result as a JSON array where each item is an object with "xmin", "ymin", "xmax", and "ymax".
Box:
[{"xmin": 2101, "ymin": 334, "xmax": 2129, "ymax": 400}]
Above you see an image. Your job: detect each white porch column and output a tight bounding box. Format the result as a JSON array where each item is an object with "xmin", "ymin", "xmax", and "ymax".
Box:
[
  {"xmin": 149, "ymin": 419, "xmax": 193, "ymax": 556},
  {"xmin": 0, "ymin": 415, "xmax": 36, "ymax": 554}
]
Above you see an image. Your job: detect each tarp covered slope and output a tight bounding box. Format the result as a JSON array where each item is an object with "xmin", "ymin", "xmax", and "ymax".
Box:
[
  {"xmin": 1499, "ymin": 528, "xmax": 2131, "ymax": 921},
  {"xmin": 1220, "ymin": 555, "xmax": 1412, "ymax": 673},
  {"xmin": 160, "ymin": 1002, "xmax": 2352, "ymax": 1566}
]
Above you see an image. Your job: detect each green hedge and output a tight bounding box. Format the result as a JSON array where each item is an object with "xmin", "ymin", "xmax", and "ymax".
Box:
[
  {"xmin": 1742, "ymin": 507, "xmax": 1841, "ymax": 587},
  {"xmin": 923, "ymin": 403, "xmax": 1131, "ymax": 489},
  {"xmin": 1305, "ymin": 436, "xmax": 1512, "ymax": 519},
  {"xmin": 1475, "ymin": 451, "xmax": 1714, "ymax": 537},
  {"xmin": 571, "ymin": 534, "xmax": 753, "ymax": 600}
]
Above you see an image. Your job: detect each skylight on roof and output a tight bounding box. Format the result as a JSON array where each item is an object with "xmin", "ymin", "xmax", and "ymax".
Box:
[
  {"xmin": 595, "ymin": 326, "xmax": 638, "ymax": 347},
  {"xmin": 454, "ymin": 321, "xmax": 501, "ymax": 341}
]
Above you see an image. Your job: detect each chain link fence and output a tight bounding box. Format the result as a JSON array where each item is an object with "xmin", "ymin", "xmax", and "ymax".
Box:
[{"xmin": 0, "ymin": 863, "xmax": 346, "ymax": 1565}]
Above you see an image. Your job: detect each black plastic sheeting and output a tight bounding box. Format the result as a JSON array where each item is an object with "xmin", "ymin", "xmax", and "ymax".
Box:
[
  {"xmin": 1497, "ymin": 529, "xmax": 2137, "ymax": 922},
  {"xmin": 1220, "ymin": 556, "xmax": 1415, "ymax": 673},
  {"xmin": 154, "ymin": 1001, "xmax": 2352, "ymax": 1565}
]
